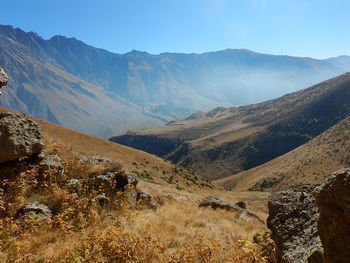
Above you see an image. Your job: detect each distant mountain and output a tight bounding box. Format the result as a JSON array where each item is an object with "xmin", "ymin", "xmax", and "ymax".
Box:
[
  {"xmin": 0, "ymin": 24, "xmax": 347, "ymax": 137},
  {"xmin": 325, "ymin": 55, "xmax": 350, "ymax": 71},
  {"xmin": 111, "ymin": 73, "xmax": 350, "ymax": 180},
  {"xmin": 216, "ymin": 116, "xmax": 350, "ymax": 191}
]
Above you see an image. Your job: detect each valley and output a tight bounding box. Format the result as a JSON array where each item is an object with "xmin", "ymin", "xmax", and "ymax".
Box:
[{"xmin": 112, "ymin": 72, "xmax": 350, "ymax": 181}]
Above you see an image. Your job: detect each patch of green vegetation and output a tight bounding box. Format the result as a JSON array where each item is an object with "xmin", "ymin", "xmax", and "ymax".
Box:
[
  {"xmin": 176, "ymin": 185, "xmax": 184, "ymax": 191},
  {"xmin": 161, "ymin": 175, "xmax": 176, "ymax": 184}
]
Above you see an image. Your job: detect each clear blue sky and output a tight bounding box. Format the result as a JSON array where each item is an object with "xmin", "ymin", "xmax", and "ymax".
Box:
[{"xmin": 1, "ymin": 0, "xmax": 349, "ymax": 58}]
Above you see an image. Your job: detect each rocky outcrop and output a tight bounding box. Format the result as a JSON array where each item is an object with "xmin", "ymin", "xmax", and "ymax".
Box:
[
  {"xmin": 315, "ymin": 168, "xmax": 350, "ymax": 263},
  {"xmin": 0, "ymin": 112, "xmax": 45, "ymax": 163},
  {"xmin": 137, "ymin": 192, "xmax": 157, "ymax": 210},
  {"xmin": 0, "ymin": 67, "xmax": 8, "ymax": 88},
  {"xmin": 15, "ymin": 201, "xmax": 52, "ymax": 220},
  {"xmin": 115, "ymin": 172, "xmax": 138, "ymax": 190},
  {"xmin": 267, "ymin": 185, "xmax": 323, "ymax": 263},
  {"xmin": 199, "ymin": 195, "xmax": 263, "ymax": 223}
]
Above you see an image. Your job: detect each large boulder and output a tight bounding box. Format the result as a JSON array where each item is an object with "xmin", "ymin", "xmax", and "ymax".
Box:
[
  {"xmin": 199, "ymin": 195, "xmax": 263, "ymax": 223},
  {"xmin": 0, "ymin": 67, "xmax": 8, "ymax": 88},
  {"xmin": 0, "ymin": 112, "xmax": 45, "ymax": 163},
  {"xmin": 267, "ymin": 185, "xmax": 323, "ymax": 263},
  {"xmin": 315, "ymin": 168, "xmax": 350, "ymax": 263},
  {"xmin": 15, "ymin": 201, "xmax": 52, "ymax": 220}
]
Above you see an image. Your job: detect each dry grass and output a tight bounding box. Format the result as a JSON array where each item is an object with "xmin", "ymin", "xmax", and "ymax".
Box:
[{"xmin": 0, "ymin": 134, "xmax": 275, "ymax": 263}]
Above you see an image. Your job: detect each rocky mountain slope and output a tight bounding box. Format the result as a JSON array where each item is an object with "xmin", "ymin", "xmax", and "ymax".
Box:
[
  {"xmin": 0, "ymin": 24, "xmax": 347, "ymax": 137},
  {"xmin": 216, "ymin": 116, "xmax": 350, "ymax": 191},
  {"xmin": 112, "ymin": 73, "xmax": 350, "ymax": 180}
]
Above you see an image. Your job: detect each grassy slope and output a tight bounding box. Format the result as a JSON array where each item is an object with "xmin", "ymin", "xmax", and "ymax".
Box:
[
  {"xmin": 0, "ymin": 107, "xmax": 272, "ymax": 262},
  {"xmin": 215, "ymin": 117, "xmax": 350, "ymax": 191}
]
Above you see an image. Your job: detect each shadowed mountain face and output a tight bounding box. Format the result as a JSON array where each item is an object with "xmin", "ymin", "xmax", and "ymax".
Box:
[
  {"xmin": 111, "ymin": 73, "xmax": 350, "ymax": 181},
  {"xmin": 0, "ymin": 24, "xmax": 347, "ymax": 137}
]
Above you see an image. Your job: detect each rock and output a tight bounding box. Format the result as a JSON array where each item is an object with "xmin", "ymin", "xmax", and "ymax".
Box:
[
  {"xmin": 66, "ymin": 179, "xmax": 82, "ymax": 194},
  {"xmin": 92, "ymin": 194, "xmax": 111, "ymax": 208},
  {"xmin": 267, "ymin": 185, "xmax": 323, "ymax": 263},
  {"xmin": 15, "ymin": 201, "xmax": 52, "ymax": 220},
  {"xmin": 137, "ymin": 192, "xmax": 157, "ymax": 210},
  {"xmin": 115, "ymin": 172, "xmax": 138, "ymax": 190},
  {"xmin": 199, "ymin": 195, "xmax": 263, "ymax": 223},
  {"xmin": 235, "ymin": 201, "xmax": 247, "ymax": 209},
  {"xmin": 38, "ymin": 153, "xmax": 64, "ymax": 176},
  {"xmin": 81, "ymin": 154, "xmax": 112, "ymax": 164},
  {"xmin": 0, "ymin": 112, "xmax": 45, "ymax": 163},
  {"xmin": 0, "ymin": 67, "xmax": 9, "ymax": 88},
  {"xmin": 314, "ymin": 168, "xmax": 350, "ymax": 263},
  {"xmin": 90, "ymin": 175, "xmax": 114, "ymax": 195}
]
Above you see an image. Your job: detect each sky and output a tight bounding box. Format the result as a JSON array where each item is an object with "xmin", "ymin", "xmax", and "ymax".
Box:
[{"xmin": 1, "ymin": 0, "xmax": 350, "ymax": 59}]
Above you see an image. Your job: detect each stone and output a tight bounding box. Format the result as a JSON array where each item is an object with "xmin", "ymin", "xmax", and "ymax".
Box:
[
  {"xmin": 81, "ymin": 154, "xmax": 112, "ymax": 164},
  {"xmin": 0, "ymin": 67, "xmax": 9, "ymax": 88},
  {"xmin": 15, "ymin": 201, "xmax": 52, "ymax": 220},
  {"xmin": 199, "ymin": 195, "xmax": 264, "ymax": 223},
  {"xmin": 137, "ymin": 192, "xmax": 157, "ymax": 210},
  {"xmin": 267, "ymin": 185, "xmax": 323, "ymax": 263},
  {"xmin": 315, "ymin": 168, "xmax": 350, "ymax": 263},
  {"xmin": 38, "ymin": 153, "xmax": 64, "ymax": 176},
  {"xmin": 90, "ymin": 175, "xmax": 114, "ymax": 195},
  {"xmin": 66, "ymin": 179, "xmax": 82, "ymax": 194},
  {"xmin": 115, "ymin": 172, "xmax": 138, "ymax": 190},
  {"xmin": 0, "ymin": 112, "xmax": 45, "ymax": 163}
]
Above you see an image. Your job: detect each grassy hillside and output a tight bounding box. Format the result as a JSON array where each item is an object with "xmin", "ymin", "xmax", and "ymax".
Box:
[
  {"xmin": 0, "ymin": 108, "xmax": 273, "ymax": 262},
  {"xmin": 216, "ymin": 116, "xmax": 350, "ymax": 191}
]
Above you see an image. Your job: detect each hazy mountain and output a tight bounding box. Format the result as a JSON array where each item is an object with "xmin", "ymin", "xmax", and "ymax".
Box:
[
  {"xmin": 0, "ymin": 24, "xmax": 347, "ymax": 137},
  {"xmin": 111, "ymin": 73, "xmax": 350, "ymax": 180},
  {"xmin": 325, "ymin": 55, "xmax": 350, "ymax": 71}
]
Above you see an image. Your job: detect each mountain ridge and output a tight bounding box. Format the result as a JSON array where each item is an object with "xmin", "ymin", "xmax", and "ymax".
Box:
[{"xmin": 0, "ymin": 24, "xmax": 348, "ymax": 137}]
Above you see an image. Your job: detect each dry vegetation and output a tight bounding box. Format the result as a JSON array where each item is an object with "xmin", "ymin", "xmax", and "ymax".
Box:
[{"xmin": 0, "ymin": 129, "xmax": 275, "ymax": 262}]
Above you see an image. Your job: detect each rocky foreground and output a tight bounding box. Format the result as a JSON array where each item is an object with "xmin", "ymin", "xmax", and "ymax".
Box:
[{"xmin": 268, "ymin": 168, "xmax": 350, "ymax": 263}]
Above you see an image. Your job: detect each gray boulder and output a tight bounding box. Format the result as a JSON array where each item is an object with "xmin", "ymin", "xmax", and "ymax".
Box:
[
  {"xmin": 199, "ymin": 195, "xmax": 263, "ymax": 223},
  {"xmin": 267, "ymin": 185, "xmax": 323, "ymax": 263},
  {"xmin": 0, "ymin": 67, "xmax": 8, "ymax": 88},
  {"xmin": 315, "ymin": 168, "xmax": 350, "ymax": 263},
  {"xmin": 137, "ymin": 192, "xmax": 157, "ymax": 210},
  {"xmin": 0, "ymin": 112, "xmax": 45, "ymax": 163},
  {"xmin": 81, "ymin": 154, "xmax": 112, "ymax": 164},
  {"xmin": 38, "ymin": 153, "xmax": 64, "ymax": 176},
  {"xmin": 15, "ymin": 201, "xmax": 52, "ymax": 220}
]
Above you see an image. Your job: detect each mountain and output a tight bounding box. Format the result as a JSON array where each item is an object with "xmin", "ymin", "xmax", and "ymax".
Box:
[
  {"xmin": 0, "ymin": 24, "xmax": 347, "ymax": 137},
  {"xmin": 215, "ymin": 116, "xmax": 350, "ymax": 191},
  {"xmin": 325, "ymin": 55, "xmax": 350, "ymax": 71},
  {"xmin": 111, "ymin": 73, "xmax": 350, "ymax": 181}
]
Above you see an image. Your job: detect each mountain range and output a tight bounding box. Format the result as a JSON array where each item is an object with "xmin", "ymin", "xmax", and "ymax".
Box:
[{"xmin": 0, "ymin": 24, "xmax": 349, "ymax": 137}]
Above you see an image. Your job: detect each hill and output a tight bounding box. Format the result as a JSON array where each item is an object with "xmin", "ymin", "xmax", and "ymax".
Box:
[
  {"xmin": 0, "ymin": 24, "xmax": 347, "ymax": 137},
  {"xmin": 0, "ymin": 107, "xmax": 272, "ymax": 263},
  {"xmin": 215, "ymin": 116, "xmax": 350, "ymax": 191},
  {"xmin": 112, "ymin": 72, "xmax": 350, "ymax": 180}
]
